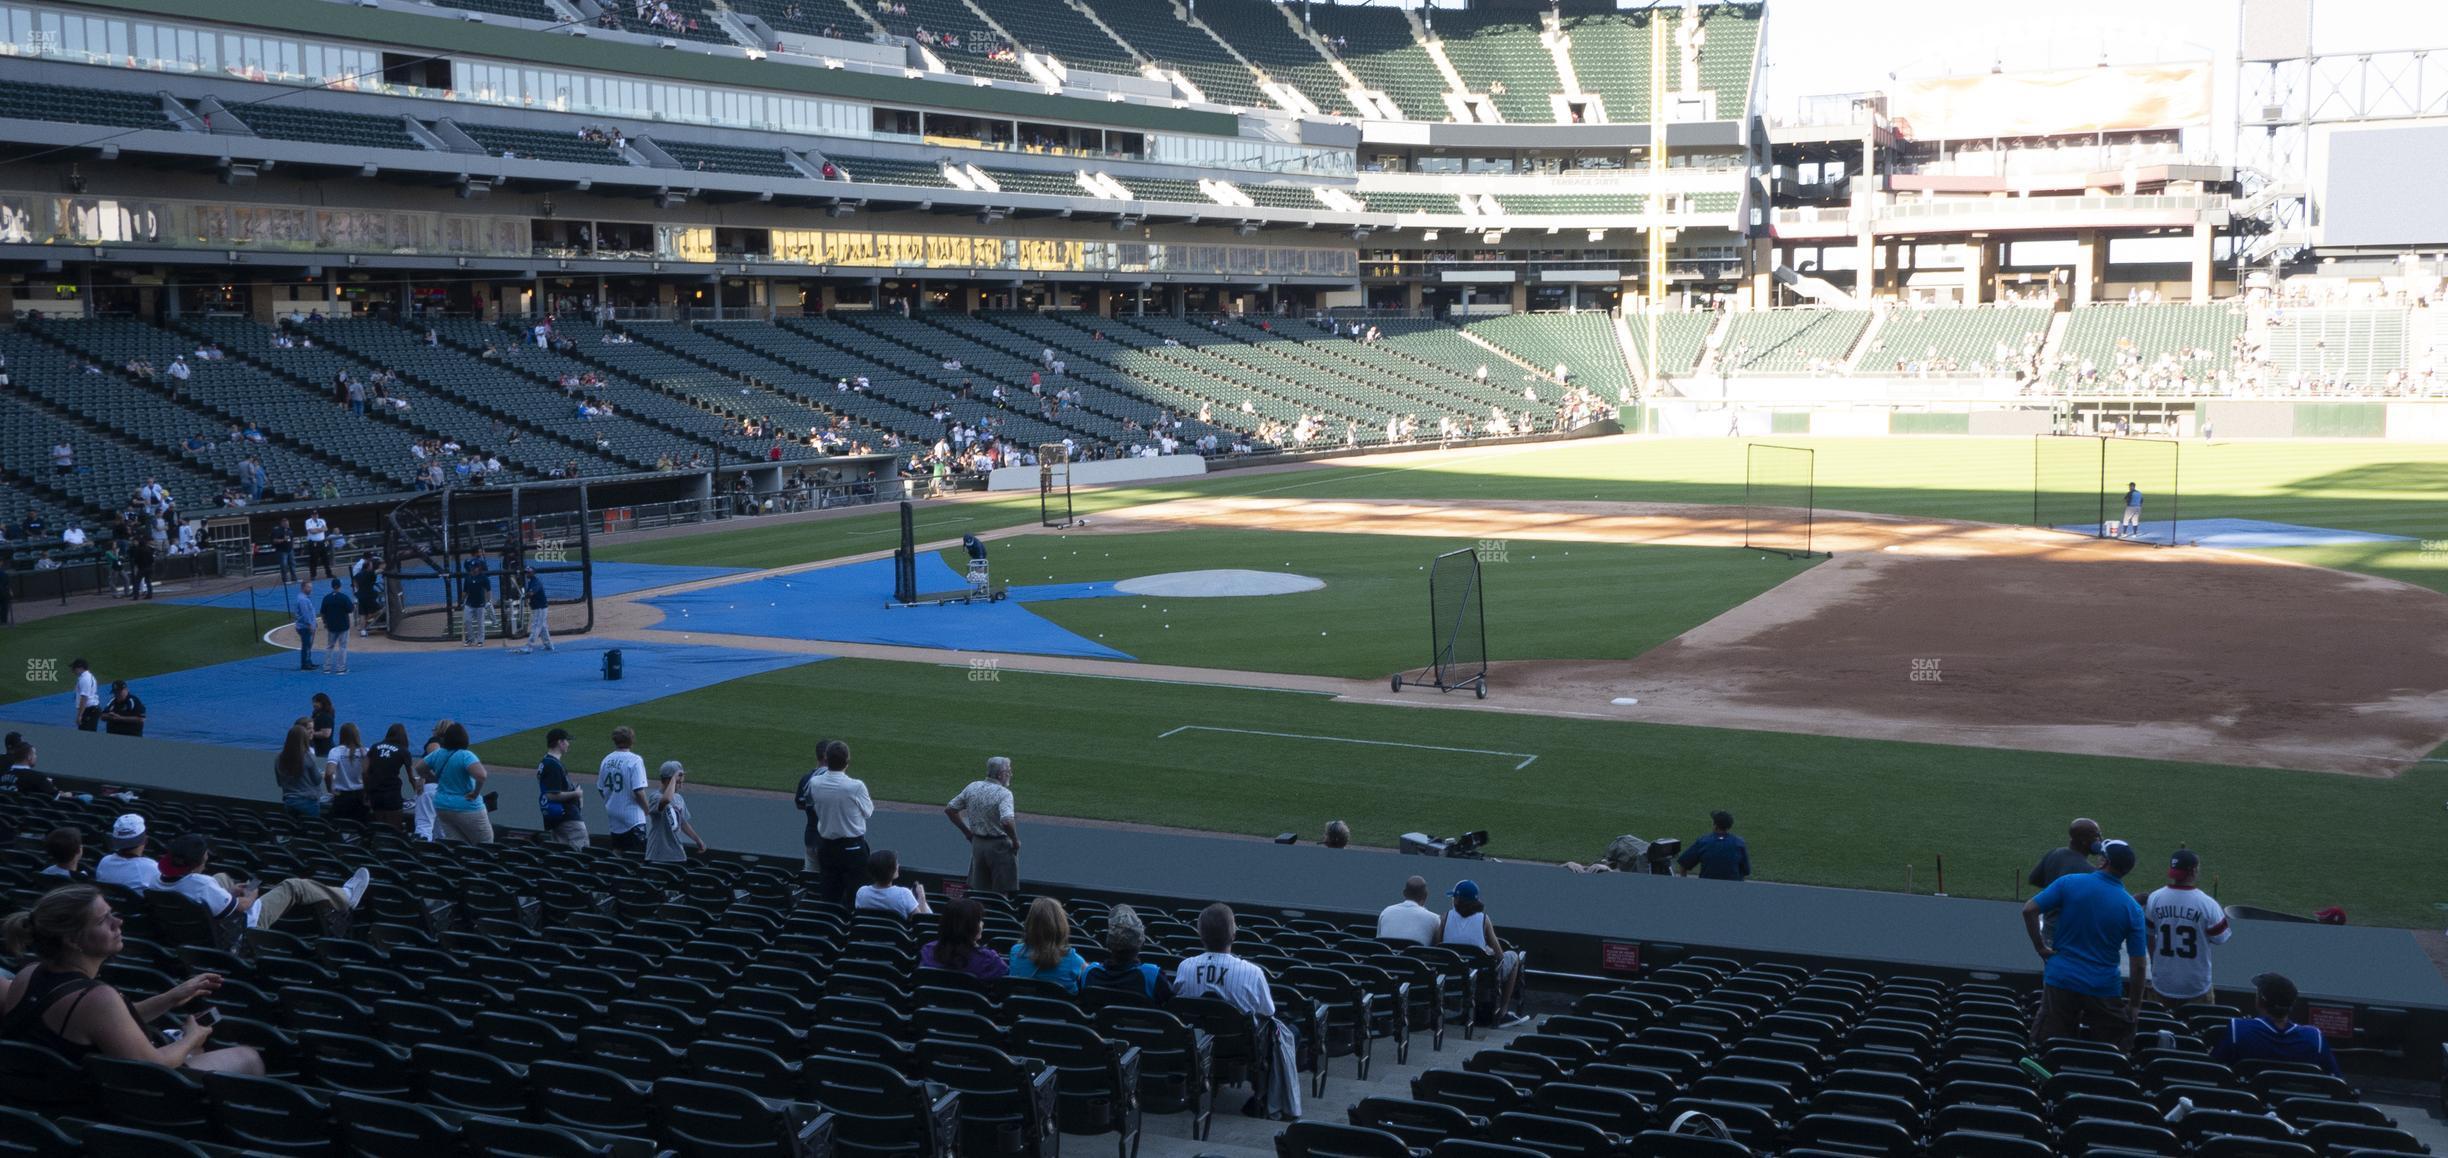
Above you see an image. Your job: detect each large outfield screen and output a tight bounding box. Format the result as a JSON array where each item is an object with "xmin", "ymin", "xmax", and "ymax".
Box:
[{"xmin": 2322, "ymin": 122, "xmax": 2448, "ymax": 247}]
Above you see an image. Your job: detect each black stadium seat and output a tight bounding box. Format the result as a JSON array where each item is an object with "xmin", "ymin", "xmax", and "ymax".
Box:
[{"xmin": 1275, "ymin": 1122, "xmax": 1414, "ymax": 1158}]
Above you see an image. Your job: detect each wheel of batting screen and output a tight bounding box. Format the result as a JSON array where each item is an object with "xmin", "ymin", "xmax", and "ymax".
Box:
[
  {"xmin": 1391, "ymin": 674, "xmax": 1403, "ymax": 692},
  {"xmin": 1475, "ymin": 684, "xmax": 1486, "ymax": 700}
]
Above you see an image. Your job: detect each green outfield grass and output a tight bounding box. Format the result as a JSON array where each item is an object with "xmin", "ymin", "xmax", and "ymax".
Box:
[
  {"xmin": 0, "ymin": 604, "xmax": 273, "ymax": 707},
  {"xmin": 604, "ymin": 438, "xmax": 2448, "ymax": 590},
  {"xmin": 948, "ymin": 529, "xmax": 1814, "ymax": 678},
  {"xmin": 488, "ymin": 658, "xmax": 2448, "ymax": 928}
]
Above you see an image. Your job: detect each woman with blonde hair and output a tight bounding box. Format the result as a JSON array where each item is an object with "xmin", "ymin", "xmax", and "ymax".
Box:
[
  {"xmin": 0, "ymin": 886, "xmax": 262, "ymax": 1074},
  {"xmin": 1005, "ymin": 897, "xmax": 1088, "ymax": 993}
]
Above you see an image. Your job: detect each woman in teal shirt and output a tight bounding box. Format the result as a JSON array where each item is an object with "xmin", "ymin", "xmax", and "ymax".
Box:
[
  {"xmin": 422, "ymin": 721, "xmax": 492, "ymax": 844},
  {"xmin": 1006, "ymin": 897, "xmax": 1089, "ymax": 993}
]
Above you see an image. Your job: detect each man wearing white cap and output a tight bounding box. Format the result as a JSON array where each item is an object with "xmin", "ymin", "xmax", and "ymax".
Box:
[{"xmin": 95, "ymin": 814, "xmax": 164, "ymax": 893}]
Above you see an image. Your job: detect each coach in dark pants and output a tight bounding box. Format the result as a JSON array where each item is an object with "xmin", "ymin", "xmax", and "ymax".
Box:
[{"xmin": 795, "ymin": 739, "xmax": 871, "ymax": 908}]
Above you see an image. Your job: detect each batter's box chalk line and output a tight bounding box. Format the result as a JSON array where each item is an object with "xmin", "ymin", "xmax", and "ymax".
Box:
[{"xmin": 1157, "ymin": 724, "xmax": 1537, "ymax": 770}]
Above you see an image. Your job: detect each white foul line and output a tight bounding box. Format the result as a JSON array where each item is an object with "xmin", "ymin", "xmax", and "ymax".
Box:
[{"xmin": 1157, "ymin": 724, "xmax": 1537, "ymax": 770}]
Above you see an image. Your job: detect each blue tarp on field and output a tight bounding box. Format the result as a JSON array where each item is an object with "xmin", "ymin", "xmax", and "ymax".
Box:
[{"xmin": 641, "ymin": 556, "xmax": 1131, "ymax": 660}]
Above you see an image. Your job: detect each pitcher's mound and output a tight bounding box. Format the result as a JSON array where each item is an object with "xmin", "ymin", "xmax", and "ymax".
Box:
[{"xmin": 1113, "ymin": 569, "xmax": 1325, "ymax": 598}]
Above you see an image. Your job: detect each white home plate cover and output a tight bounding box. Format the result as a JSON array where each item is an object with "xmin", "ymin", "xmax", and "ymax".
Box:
[{"xmin": 1112, "ymin": 570, "xmax": 1325, "ymax": 597}]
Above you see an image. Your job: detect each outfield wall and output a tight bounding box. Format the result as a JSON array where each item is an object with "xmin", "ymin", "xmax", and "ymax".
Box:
[
  {"xmin": 986, "ymin": 453, "xmax": 1208, "ymax": 492},
  {"xmin": 1648, "ymin": 395, "xmax": 2448, "ymax": 439}
]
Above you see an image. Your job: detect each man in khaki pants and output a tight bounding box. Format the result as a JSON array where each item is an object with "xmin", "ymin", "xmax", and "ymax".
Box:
[
  {"xmin": 157, "ymin": 833, "xmax": 370, "ymax": 936},
  {"xmin": 943, "ymin": 756, "xmax": 1020, "ymax": 893}
]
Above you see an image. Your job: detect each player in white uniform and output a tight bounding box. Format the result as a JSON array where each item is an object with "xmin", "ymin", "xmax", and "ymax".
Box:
[{"xmin": 2144, "ymin": 848, "xmax": 2231, "ymax": 1003}]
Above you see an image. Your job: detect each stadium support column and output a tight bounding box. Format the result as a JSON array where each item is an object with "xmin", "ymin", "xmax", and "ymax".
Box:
[
  {"xmin": 1964, "ymin": 235, "xmax": 1994, "ymax": 304},
  {"xmin": 2074, "ymin": 230, "xmax": 2107, "ymax": 306},
  {"xmin": 1750, "ymin": 237, "xmax": 1773, "ymax": 307},
  {"xmin": 2188, "ymin": 221, "xmax": 2215, "ymax": 302}
]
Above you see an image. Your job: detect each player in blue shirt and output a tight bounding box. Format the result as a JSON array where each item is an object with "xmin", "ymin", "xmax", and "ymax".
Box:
[
  {"xmin": 2022, "ymin": 838, "xmax": 2148, "ymax": 1047},
  {"xmin": 1675, "ymin": 810, "xmax": 1751, "ymax": 881}
]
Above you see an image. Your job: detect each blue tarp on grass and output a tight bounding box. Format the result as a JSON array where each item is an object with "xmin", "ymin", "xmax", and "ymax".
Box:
[
  {"xmin": 2046, "ymin": 517, "xmax": 2416, "ymax": 549},
  {"xmin": 0, "ymin": 639, "xmax": 824, "ymax": 750},
  {"xmin": 641, "ymin": 556, "xmax": 1132, "ymax": 660}
]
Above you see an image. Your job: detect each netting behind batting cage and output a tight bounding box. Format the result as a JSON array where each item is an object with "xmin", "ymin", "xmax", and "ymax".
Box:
[
  {"xmin": 2102, "ymin": 435, "xmax": 2182, "ymax": 545},
  {"xmin": 2032, "ymin": 435, "xmax": 2182, "ymax": 544},
  {"xmin": 2033, "ymin": 433, "xmax": 2108, "ymax": 537},
  {"xmin": 1038, "ymin": 443, "xmax": 1073, "ymax": 529},
  {"xmin": 1743, "ymin": 443, "xmax": 1819, "ymax": 558}
]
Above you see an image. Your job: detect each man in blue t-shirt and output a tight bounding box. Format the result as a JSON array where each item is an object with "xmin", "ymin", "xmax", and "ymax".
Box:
[
  {"xmin": 1675, "ymin": 810, "xmax": 1751, "ymax": 881},
  {"xmin": 2212, "ymin": 972, "xmax": 2341, "ymax": 1077},
  {"xmin": 2022, "ymin": 838, "xmax": 2148, "ymax": 1047}
]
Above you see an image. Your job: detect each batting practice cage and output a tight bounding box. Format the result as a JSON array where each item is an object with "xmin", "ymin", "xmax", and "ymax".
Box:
[
  {"xmin": 382, "ymin": 484, "xmax": 596, "ymax": 642},
  {"xmin": 1743, "ymin": 443, "xmax": 1821, "ymax": 558},
  {"xmin": 1039, "ymin": 443, "xmax": 1073, "ymax": 529},
  {"xmin": 1393, "ymin": 546, "xmax": 1488, "ymax": 699},
  {"xmin": 2032, "ymin": 434, "xmax": 2182, "ymax": 545}
]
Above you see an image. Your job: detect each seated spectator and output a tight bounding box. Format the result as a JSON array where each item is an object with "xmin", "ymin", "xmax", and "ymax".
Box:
[
  {"xmin": 1376, "ymin": 876, "xmax": 1438, "ymax": 945},
  {"xmin": 1082, "ymin": 903, "xmax": 1164, "ymax": 1003},
  {"xmin": 1006, "ymin": 898, "xmax": 1088, "ymax": 993},
  {"xmin": 0, "ymin": 886, "xmax": 264, "ymax": 1074},
  {"xmin": 1323, "ymin": 820, "xmax": 1350, "ymax": 849},
  {"xmin": 2212, "ymin": 972, "xmax": 2342, "ymax": 1077},
  {"xmin": 1443, "ymin": 880, "xmax": 1529, "ymax": 1027},
  {"xmin": 3, "ymin": 740, "xmax": 71, "ymax": 800},
  {"xmin": 854, "ymin": 849, "xmax": 930, "ymax": 918},
  {"xmin": 920, "ymin": 897, "xmax": 1008, "ymax": 981},
  {"xmin": 1676, "ymin": 810, "xmax": 1751, "ymax": 881},
  {"xmin": 1173, "ymin": 903, "xmax": 1300, "ymax": 1119},
  {"xmin": 95, "ymin": 815, "xmax": 162, "ymax": 893},
  {"xmin": 39, "ymin": 827, "xmax": 88, "ymax": 881},
  {"xmin": 157, "ymin": 834, "xmax": 369, "ymax": 937}
]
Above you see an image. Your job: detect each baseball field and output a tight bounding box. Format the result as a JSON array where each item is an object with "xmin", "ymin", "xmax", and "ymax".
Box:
[{"xmin": 11, "ymin": 436, "xmax": 2448, "ymax": 926}]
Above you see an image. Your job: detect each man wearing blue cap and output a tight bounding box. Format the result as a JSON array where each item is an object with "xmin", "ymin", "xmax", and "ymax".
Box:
[
  {"xmin": 2021, "ymin": 837, "xmax": 2149, "ymax": 1047},
  {"xmin": 1443, "ymin": 879, "xmax": 1529, "ymax": 1028}
]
